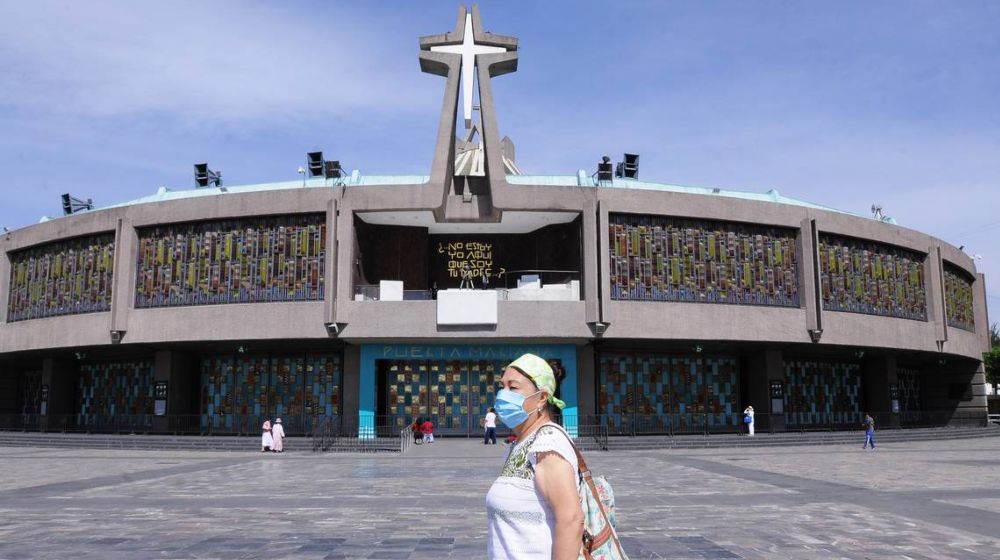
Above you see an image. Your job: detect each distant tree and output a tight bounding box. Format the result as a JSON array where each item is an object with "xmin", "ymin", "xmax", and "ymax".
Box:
[
  {"xmin": 985, "ymin": 323, "xmax": 1000, "ymax": 387},
  {"xmin": 985, "ymin": 347, "xmax": 1000, "ymax": 387}
]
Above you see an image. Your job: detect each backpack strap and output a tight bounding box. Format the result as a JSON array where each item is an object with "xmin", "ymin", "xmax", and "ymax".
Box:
[{"xmin": 546, "ymin": 424, "xmax": 627, "ymax": 557}]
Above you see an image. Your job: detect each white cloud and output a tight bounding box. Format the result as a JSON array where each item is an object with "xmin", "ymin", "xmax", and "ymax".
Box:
[{"xmin": 0, "ymin": 1, "xmax": 436, "ymax": 127}]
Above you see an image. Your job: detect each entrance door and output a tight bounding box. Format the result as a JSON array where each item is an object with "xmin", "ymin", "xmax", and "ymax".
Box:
[{"xmin": 381, "ymin": 359, "xmax": 552, "ymax": 436}]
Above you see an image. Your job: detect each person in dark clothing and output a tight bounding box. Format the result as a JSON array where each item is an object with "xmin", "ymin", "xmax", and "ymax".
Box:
[{"xmin": 411, "ymin": 417, "xmax": 423, "ymax": 444}]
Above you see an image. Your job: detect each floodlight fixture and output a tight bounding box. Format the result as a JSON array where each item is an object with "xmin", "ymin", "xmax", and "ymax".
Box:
[
  {"xmin": 615, "ymin": 153, "xmax": 639, "ymax": 179},
  {"xmin": 61, "ymin": 193, "xmax": 94, "ymax": 216},
  {"xmin": 307, "ymin": 151, "xmax": 325, "ymax": 177},
  {"xmin": 306, "ymin": 152, "xmax": 346, "ymax": 181},
  {"xmin": 589, "ymin": 321, "xmax": 607, "ymax": 336},
  {"xmin": 194, "ymin": 163, "xmax": 222, "ymax": 188},
  {"xmin": 808, "ymin": 328, "xmax": 823, "ymax": 343},
  {"xmin": 325, "ymin": 160, "xmax": 345, "ymax": 179},
  {"xmin": 595, "ymin": 156, "xmax": 613, "ymax": 184}
]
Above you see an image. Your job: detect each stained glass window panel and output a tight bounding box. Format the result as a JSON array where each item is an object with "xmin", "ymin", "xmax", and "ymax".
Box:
[
  {"xmin": 7, "ymin": 233, "xmax": 115, "ymax": 322},
  {"xmin": 943, "ymin": 264, "xmax": 975, "ymax": 332},
  {"xmin": 609, "ymin": 214, "xmax": 799, "ymax": 307},
  {"xmin": 817, "ymin": 234, "xmax": 926, "ymax": 321},
  {"xmin": 135, "ymin": 214, "xmax": 325, "ymax": 308}
]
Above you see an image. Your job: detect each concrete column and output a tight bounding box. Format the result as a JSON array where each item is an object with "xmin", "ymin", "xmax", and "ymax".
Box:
[
  {"xmin": 969, "ymin": 364, "xmax": 989, "ymax": 412},
  {"xmin": 153, "ymin": 350, "xmax": 196, "ymax": 431},
  {"xmin": 975, "ymin": 272, "xmax": 990, "ymax": 354},
  {"xmin": 582, "ymin": 198, "xmax": 600, "ymax": 326},
  {"xmin": 596, "ymin": 202, "xmax": 611, "ymax": 328},
  {"xmin": 111, "ymin": 217, "xmax": 138, "ymax": 340},
  {"xmin": 575, "ymin": 345, "xmax": 596, "ymax": 419},
  {"xmin": 746, "ymin": 349, "xmax": 783, "ymax": 432},
  {"xmin": 800, "ymin": 218, "xmax": 822, "ymax": 338},
  {"xmin": 0, "ymin": 235, "xmax": 11, "ymax": 325},
  {"xmin": 926, "ymin": 246, "xmax": 947, "ymax": 346},
  {"xmin": 923, "ymin": 359, "xmax": 987, "ymax": 424},
  {"xmin": 324, "ymin": 197, "xmax": 338, "ymax": 327},
  {"xmin": 40, "ymin": 357, "xmax": 77, "ymax": 430},
  {"xmin": 335, "ymin": 198, "xmax": 356, "ymax": 326},
  {"xmin": 863, "ymin": 355, "xmax": 897, "ymax": 427}
]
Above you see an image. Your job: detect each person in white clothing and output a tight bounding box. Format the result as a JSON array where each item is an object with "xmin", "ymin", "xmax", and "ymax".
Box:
[
  {"xmin": 260, "ymin": 419, "xmax": 273, "ymax": 452},
  {"xmin": 483, "ymin": 407, "xmax": 498, "ymax": 445},
  {"xmin": 744, "ymin": 405, "xmax": 755, "ymax": 436},
  {"xmin": 485, "ymin": 353, "xmax": 582, "ymax": 560},
  {"xmin": 271, "ymin": 417, "xmax": 286, "ymax": 452}
]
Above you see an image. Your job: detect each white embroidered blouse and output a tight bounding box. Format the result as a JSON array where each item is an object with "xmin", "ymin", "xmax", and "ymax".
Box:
[{"xmin": 486, "ymin": 422, "xmax": 580, "ymax": 559}]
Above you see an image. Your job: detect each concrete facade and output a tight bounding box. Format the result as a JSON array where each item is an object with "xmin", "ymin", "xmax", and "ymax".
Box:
[{"xmin": 0, "ymin": 5, "xmax": 990, "ymax": 433}]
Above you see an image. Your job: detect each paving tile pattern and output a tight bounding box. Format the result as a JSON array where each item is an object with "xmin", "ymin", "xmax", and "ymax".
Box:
[{"xmin": 0, "ymin": 437, "xmax": 998, "ymax": 558}]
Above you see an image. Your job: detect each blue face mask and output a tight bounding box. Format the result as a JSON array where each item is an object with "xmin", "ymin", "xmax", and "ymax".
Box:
[{"xmin": 495, "ymin": 389, "xmax": 541, "ymax": 429}]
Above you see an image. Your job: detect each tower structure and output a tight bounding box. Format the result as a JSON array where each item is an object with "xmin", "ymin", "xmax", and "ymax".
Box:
[{"xmin": 419, "ymin": 5, "xmax": 518, "ymax": 221}]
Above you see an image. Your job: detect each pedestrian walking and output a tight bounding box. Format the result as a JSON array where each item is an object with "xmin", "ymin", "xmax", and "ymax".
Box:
[
  {"xmin": 743, "ymin": 405, "xmax": 755, "ymax": 436},
  {"xmin": 421, "ymin": 418, "xmax": 435, "ymax": 444},
  {"xmin": 261, "ymin": 418, "xmax": 273, "ymax": 452},
  {"xmin": 863, "ymin": 413, "xmax": 876, "ymax": 450},
  {"xmin": 486, "ymin": 353, "xmax": 583, "ymax": 559},
  {"xmin": 483, "ymin": 407, "xmax": 498, "ymax": 445},
  {"xmin": 271, "ymin": 417, "xmax": 285, "ymax": 453}
]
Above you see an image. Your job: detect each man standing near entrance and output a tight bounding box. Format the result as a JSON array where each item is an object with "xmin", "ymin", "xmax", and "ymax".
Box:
[{"xmin": 483, "ymin": 407, "xmax": 497, "ymax": 444}]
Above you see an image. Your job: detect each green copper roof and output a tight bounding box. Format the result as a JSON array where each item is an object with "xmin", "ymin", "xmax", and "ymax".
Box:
[
  {"xmin": 507, "ymin": 174, "xmax": 858, "ymax": 217},
  {"xmin": 43, "ymin": 172, "xmax": 862, "ymax": 222}
]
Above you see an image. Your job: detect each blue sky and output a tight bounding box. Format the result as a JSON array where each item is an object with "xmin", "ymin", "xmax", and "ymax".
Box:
[{"xmin": 1, "ymin": 0, "xmax": 998, "ymax": 324}]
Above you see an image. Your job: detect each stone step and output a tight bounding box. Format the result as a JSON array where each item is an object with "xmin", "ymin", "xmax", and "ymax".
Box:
[
  {"xmin": 2, "ymin": 425, "xmax": 996, "ymax": 452},
  {"xmin": 600, "ymin": 426, "xmax": 1000, "ymax": 450},
  {"xmin": 0, "ymin": 432, "xmax": 399, "ymax": 453}
]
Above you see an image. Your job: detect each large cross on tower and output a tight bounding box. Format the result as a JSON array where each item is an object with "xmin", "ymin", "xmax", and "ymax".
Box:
[
  {"xmin": 419, "ymin": 5, "xmax": 518, "ymax": 221},
  {"xmin": 430, "ymin": 12, "xmax": 507, "ymax": 130}
]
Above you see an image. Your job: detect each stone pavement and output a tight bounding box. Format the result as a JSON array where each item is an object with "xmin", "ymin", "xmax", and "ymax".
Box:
[{"xmin": 1, "ymin": 435, "xmax": 999, "ymax": 559}]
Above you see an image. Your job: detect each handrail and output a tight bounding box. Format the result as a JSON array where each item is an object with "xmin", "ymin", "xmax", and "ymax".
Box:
[
  {"xmin": 0, "ymin": 410, "xmax": 990, "ymax": 439},
  {"xmin": 399, "ymin": 426, "xmax": 412, "ymax": 453}
]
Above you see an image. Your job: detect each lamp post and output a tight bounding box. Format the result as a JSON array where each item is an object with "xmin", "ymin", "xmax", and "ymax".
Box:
[{"xmin": 298, "ymin": 166, "xmax": 306, "ymax": 188}]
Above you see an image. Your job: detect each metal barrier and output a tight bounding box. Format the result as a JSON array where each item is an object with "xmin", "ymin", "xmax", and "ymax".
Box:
[
  {"xmin": 575, "ymin": 423, "xmax": 609, "ymax": 451},
  {"xmin": 399, "ymin": 426, "xmax": 413, "ymax": 453},
  {"xmin": 0, "ymin": 410, "xmax": 990, "ymax": 442},
  {"xmin": 584, "ymin": 409, "xmax": 992, "ymax": 438}
]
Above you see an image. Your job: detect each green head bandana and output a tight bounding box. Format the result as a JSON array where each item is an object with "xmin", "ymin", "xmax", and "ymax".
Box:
[{"xmin": 506, "ymin": 353, "xmax": 566, "ymax": 410}]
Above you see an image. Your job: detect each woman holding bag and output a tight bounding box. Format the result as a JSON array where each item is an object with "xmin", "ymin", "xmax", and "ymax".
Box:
[{"xmin": 485, "ymin": 353, "xmax": 583, "ymax": 559}]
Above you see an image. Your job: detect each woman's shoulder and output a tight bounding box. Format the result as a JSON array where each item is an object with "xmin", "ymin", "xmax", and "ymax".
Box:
[{"xmin": 527, "ymin": 424, "xmax": 577, "ymax": 465}]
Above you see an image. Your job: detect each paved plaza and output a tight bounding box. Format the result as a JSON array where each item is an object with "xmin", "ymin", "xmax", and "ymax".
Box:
[{"xmin": 0, "ymin": 436, "xmax": 999, "ymax": 559}]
